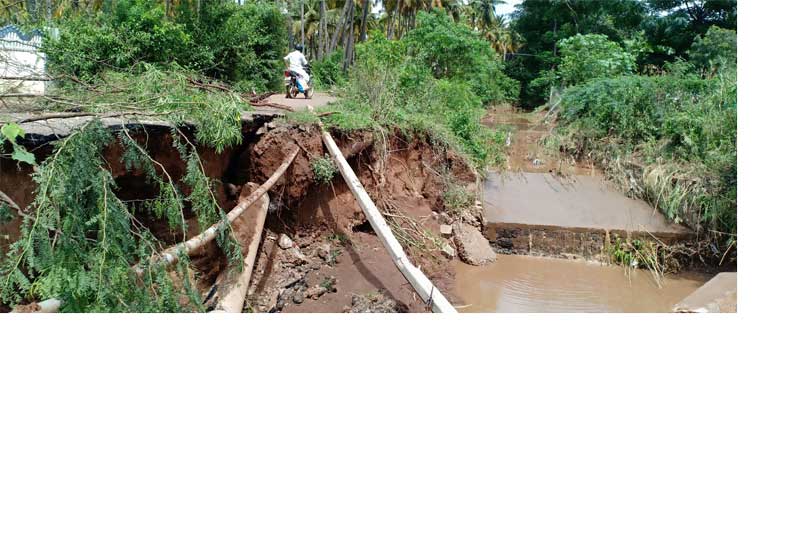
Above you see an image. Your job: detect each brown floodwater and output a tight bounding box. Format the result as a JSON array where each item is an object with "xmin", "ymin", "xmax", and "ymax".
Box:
[
  {"xmin": 454, "ymin": 255, "xmax": 710, "ymax": 313},
  {"xmin": 481, "ymin": 106, "xmax": 598, "ymax": 175}
]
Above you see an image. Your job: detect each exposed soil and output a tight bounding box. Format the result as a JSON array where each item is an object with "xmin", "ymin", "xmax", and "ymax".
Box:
[
  {"xmin": 1, "ymin": 113, "xmax": 481, "ymax": 313},
  {"xmin": 242, "ymin": 126, "xmax": 479, "ymax": 313}
]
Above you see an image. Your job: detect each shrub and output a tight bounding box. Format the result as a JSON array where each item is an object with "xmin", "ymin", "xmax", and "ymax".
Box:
[
  {"xmin": 403, "ymin": 10, "xmax": 518, "ymax": 104},
  {"xmin": 555, "ymin": 67, "xmax": 737, "ymax": 255},
  {"xmin": 557, "ymin": 34, "xmax": 637, "ymax": 87},
  {"xmin": 688, "ymin": 27, "xmax": 737, "ymax": 75},
  {"xmin": 312, "ymin": 49, "xmax": 346, "ymax": 89},
  {"xmin": 43, "ymin": 0, "xmax": 287, "ymax": 91},
  {"xmin": 44, "ymin": 0, "xmax": 193, "ymax": 80},
  {"xmin": 312, "ymin": 155, "xmax": 337, "ymax": 184}
]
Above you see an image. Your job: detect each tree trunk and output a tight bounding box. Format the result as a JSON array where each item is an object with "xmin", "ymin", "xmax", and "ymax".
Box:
[
  {"xmin": 300, "ymin": 0, "xmax": 305, "ymax": 49},
  {"xmin": 358, "ymin": 0, "xmax": 370, "ymax": 42},
  {"xmin": 343, "ymin": 3, "xmax": 355, "ymax": 72},
  {"xmin": 330, "ymin": 0, "xmax": 352, "ymax": 52},
  {"xmin": 319, "ymin": 0, "xmax": 327, "ymax": 58}
]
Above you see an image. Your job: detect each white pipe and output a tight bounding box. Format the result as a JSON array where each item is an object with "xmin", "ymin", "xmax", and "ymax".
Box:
[{"xmin": 321, "ymin": 130, "xmax": 457, "ymax": 314}]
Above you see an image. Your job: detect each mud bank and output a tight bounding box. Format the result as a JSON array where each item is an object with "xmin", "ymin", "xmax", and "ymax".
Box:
[{"xmin": 1, "ymin": 116, "xmax": 481, "ymax": 312}]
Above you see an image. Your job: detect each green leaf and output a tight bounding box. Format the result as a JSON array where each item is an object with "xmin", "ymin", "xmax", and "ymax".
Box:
[
  {"xmin": 1, "ymin": 123, "xmax": 25, "ymax": 142},
  {"xmin": 11, "ymin": 144, "xmax": 36, "ymax": 165}
]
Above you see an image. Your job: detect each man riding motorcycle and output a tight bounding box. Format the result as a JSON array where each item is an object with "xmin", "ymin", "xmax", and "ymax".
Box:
[{"xmin": 284, "ymin": 44, "xmax": 312, "ymax": 97}]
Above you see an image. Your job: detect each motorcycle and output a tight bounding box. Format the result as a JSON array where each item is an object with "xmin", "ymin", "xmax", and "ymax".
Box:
[{"xmin": 284, "ymin": 66, "xmax": 314, "ymax": 99}]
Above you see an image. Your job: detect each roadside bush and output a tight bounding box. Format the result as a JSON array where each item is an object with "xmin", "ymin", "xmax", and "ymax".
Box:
[
  {"xmin": 177, "ymin": 0, "xmax": 288, "ymax": 91},
  {"xmin": 44, "ymin": 0, "xmax": 192, "ymax": 80},
  {"xmin": 312, "ymin": 50, "xmax": 346, "ymax": 89},
  {"xmin": 43, "ymin": 0, "xmax": 287, "ymax": 91},
  {"xmin": 555, "ymin": 67, "xmax": 737, "ymax": 255},
  {"xmin": 326, "ymin": 30, "xmax": 503, "ymax": 168}
]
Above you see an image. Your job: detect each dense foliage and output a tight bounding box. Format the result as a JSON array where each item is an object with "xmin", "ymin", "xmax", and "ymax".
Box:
[
  {"xmin": 42, "ymin": 0, "xmax": 287, "ymax": 91},
  {"xmin": 315, "ymin": 11, "xmax": 515, "ymax": 167},
  {"xmin": 508, "ymin": 0, "xmax": 737, "ymax": 107}
]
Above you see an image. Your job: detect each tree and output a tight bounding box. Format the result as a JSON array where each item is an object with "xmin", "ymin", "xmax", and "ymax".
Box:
[{"xmin": 508, "ymin": 0, "xmax": 648, "ymax": 106}]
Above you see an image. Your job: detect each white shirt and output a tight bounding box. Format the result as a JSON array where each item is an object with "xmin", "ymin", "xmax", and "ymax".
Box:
[{"xmin": 284, "ymin": 50, "xmax": 308, "ymax": 71}]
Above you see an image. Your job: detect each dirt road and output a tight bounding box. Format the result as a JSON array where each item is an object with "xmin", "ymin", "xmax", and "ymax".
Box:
[{"xmin": 263, "ymin": 92, "xmax": 336, "ymax": 111}]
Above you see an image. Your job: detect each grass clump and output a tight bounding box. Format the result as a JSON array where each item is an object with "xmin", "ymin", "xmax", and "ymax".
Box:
[
  {"xmin": 443, "ymin": 181, "xmax": 475, "ymax": 214},
  {"xmin": 311, "ymin": 155, "xmax": 337, "ymax": 185}
]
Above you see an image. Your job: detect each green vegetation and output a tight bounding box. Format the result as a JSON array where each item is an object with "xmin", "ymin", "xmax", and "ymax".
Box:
[
  {"xmin": 0, "ymin": 120, "xmax": 240, "ymax": 312},
  {"xmin": 311, "ymin": 155, "xmax": 338, "ymax": 184},
  {"xmin": 42, "ymin": 0, "xmax": 287, "ymax": 92},
  {"xmin": 314, "ymin": 11, "xmax": 515, "ymax": 168},
  {"xmin": 550, "ymin": 32, "xmax": 736, "ymax": 260},
  {"xmin": 0, "ymin": 66, "xmax": 248, "ymax": 310},
  {"xmin": 508, "ymin": 0, "xmax": 736, "ymax": 107}
]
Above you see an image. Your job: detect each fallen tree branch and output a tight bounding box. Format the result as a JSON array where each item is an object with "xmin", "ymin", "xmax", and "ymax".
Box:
[
  {"xmin": 140, "ymin": 147, "xmax": 299, "ymax": 273},
  {"xmin": 0, "ymin": 189, "xmax": 26, "ymax": 217},
  {"xmin": 212, "ymin": 185, "xmax": 270, "ymax": 313}
]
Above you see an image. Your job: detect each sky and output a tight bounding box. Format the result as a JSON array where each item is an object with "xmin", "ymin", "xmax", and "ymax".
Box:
[{"xmin": 496, "ymin": 0, "xmax": 522, "ymax": 17}]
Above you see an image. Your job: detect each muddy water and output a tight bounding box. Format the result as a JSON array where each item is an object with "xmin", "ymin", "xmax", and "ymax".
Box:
[
  {"xmin": 454, "ymin": 255, "xmax": 710, "ymax": 313},
  {"xmin": 455, "ymin": 107, "xmax": 710, "ymax": 313},
  {"xmin": 481, "ymin": 106, "xmax": 598, "ymax": 175}
]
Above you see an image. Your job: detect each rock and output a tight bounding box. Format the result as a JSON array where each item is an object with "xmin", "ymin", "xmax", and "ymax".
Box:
[
  {"xmin": 453, "ymin": 222, "xmax": 496, "ymax": 266},
  {"xmin": 278, "ymin": 234, "xmax": 294, "ymax": 249},
  {"xmin": 305, "ymin": 285, "xmax": 326, "ymax": 300},
  {"xmin": 259, "ymin": 289, "xmax": 280, "ymax": 313},
  {"xmin": 349, "ymin": 292, "xmax": 408, "ymax": 313},
  {"xmin": 277, "ymin": 270, "xmax": 303, "ymax": 289},
  {"xmin": 292, "ymin": 291, "xmax": 305, "ymax": 304},
  {"xmin": 316, "ymin": 243, "xmax": 331, "ymax": 260},
  {"xmin": 459, "ymin": 209, "xmax": 479, "ymax": 227},
  {"xmin": 441, "ymin": 242, "xmax": 456, "ymax": 259},
  {"xmin": 282, "ymin": 246, "xmax": 308, "ymax": 265},
  {"xmin": 439, "ymin": 211, "xmax": 453, "ymax": 225},
  {"xmin": 439, "ymin": 224, "xmax": 453, "ymax": 237},
  {"xmin": 276, "ymin": 289, "xmax": 288, "ymax": 310}
]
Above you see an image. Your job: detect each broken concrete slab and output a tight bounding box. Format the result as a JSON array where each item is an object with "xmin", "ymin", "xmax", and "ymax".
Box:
[
  {"xmin": 453, "ymin": 222, "xmax": 496, "ymax": 266},
  {"xmin": 485, "ymin": 171, "xmax": 690, "ymax": 235},
  {"xmin": 483, "ymin": 171, "xmax": 694, "ymax": 259},
  {"xmin": 674, "ymin": 273, "xmax": 737, "ymax": 313}
]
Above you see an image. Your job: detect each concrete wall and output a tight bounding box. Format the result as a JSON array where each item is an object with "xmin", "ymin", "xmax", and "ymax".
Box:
[{"xmin": 0, "ymin": 25, "xmax": 47, "ymax": 95}]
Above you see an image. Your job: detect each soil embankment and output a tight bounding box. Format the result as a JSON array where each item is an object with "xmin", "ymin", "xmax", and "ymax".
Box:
[{"xmin": 1, "ymin": 112, "xmax": 479, "ymax": 312}]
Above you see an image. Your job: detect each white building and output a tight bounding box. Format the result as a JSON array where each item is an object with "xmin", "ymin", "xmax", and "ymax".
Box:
[{"xmin": 0, "ymin": 24, "xmax": 47, "ymax": 95}]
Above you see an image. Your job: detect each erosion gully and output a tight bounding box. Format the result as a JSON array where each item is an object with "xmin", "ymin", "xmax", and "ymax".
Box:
[{"xmin": 452, "ymin": 106, "xmax": 712, "ymax": 313}]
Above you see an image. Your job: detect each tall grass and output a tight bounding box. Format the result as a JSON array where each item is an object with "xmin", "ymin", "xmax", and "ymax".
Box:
[{"xmin": 553, "ymin": 67, "xmax": 737, "ymax": 262}]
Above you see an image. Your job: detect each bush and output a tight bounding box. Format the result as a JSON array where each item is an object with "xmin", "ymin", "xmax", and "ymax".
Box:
[
  {"xmin": 44, "ymin": 0, "xmax": 192, "ymax": 80},
  {"xmin": 688, "ymin": 27, "xmax": 737, "ymax": 75},
  {"xmin": 403, "ymin": 10, "xmax": 518, "ymax": 104},
  {"xmin": 177, "ymin": 0, "xmax": 288, "ymax": 92},
  {"xmin": 325, "ymin": 30, "xmax": 504, "ymax": 168},
  {"xmin": 44, "ymin": 0, "xmax": 287, "ymax": 91},
  {"xmin": 557, "ymin": 33, "xmax": 637, "ymax": 87},
  {"xmin": 556, "ymin": 67, "xmax": 737, "ymax": 254},
  {"xmin": 312, "ymin": 49, "xmax": 346, "ymax": 89}
]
